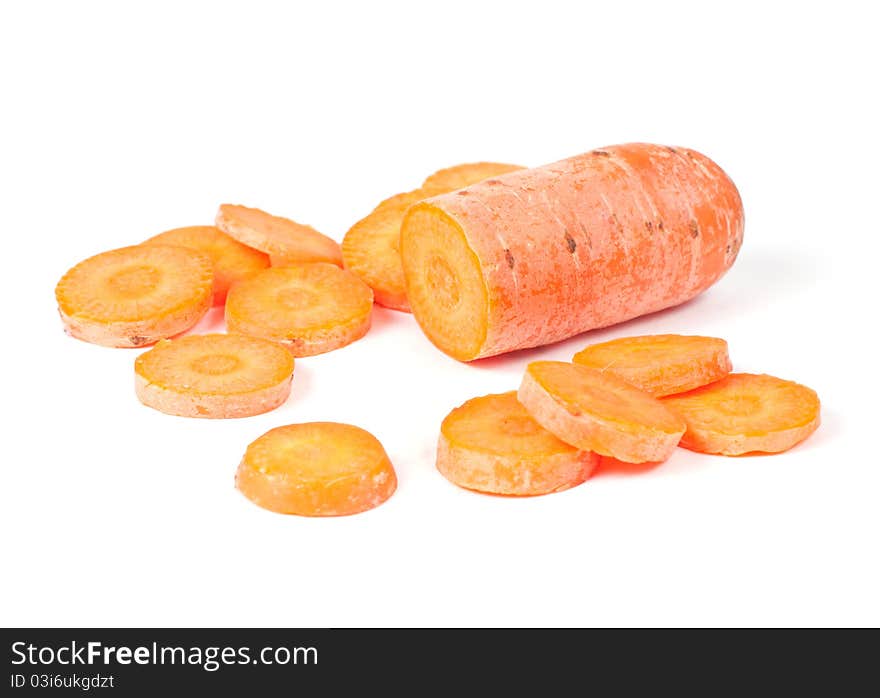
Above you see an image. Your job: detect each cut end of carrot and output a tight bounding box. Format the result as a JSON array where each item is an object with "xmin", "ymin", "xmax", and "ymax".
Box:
[
  {"xmin": 215, "ymin": 204, "xmax": 343, "ymax": 267},
  {"xmin": 662, "ymin": 373, "xmax": 821, "ymax": 455},
  {"xmin": 236, "ymin": 422, "xmax": 397, "ymax": 516},
  {"xmin": 225, "ymin": 263, "xmax": 373, "ymax": 357},
  {"xmin": 422, "ymin": 162, "xmax": 524, "ymax": 193},
  {"xmin": 135, "ymin": 333, "xmax": 294, "ymax": 418},
  {"xmin": 400, "ymin": 202, "xmax": 488, "ymax": 361},
  {"xmin": 55, "ymin": 244, "xmax": 214, "ymax": 347},
  {"xmin": 143, "ymin": 225, "xmax": 269, "ymax": 305},
  {"xmin": 573, "ymin": 334, "xmax": 732, "ymax": 396},
  {"xmin": 518, "ymin": 361, "xmax": 686, "ymax": 463},
  {"xmin": 438, "ymin": 391, "xmax": 598, "ymax": 495}
]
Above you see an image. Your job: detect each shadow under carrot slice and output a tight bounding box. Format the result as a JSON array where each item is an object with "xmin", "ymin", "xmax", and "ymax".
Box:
[{"xmin": 594, "ymin": 456, "xmax": 665, "ymax": 478}]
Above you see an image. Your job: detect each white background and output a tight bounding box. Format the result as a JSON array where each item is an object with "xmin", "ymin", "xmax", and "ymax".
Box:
[{"xmin": 1, "ymin": 1, "xmax": 877, "ymax": 627}]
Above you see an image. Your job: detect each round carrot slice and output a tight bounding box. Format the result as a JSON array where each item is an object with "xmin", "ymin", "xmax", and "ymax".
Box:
[
  {"xmin": 215, "ymin": 204, "xmax": 342, "ymax": 267},
  {"xmin": 342, "ymin": 189, "xmax": 430, "ymax": 311},
  {"xmin": 572, "ymin": 334, "xmax": 732, "ymax": 397},
  {"xmin": 236, "ymin": 422, "xmax": 397, "ymax": 516},
  {"xmin": 421, "ymin": 162, "xmax": 524, "ymax": 192},
  {"xmin": 518, "ymin": 361, "xmax": 686, "ymax": 463},
  {"xmin": 135, "ymin": 333, "xmax": 294, "ymax": 418},
  {"xmin": 662, "ymin": 373, "xmax": 820, "ymax": 455},
  {"xmin": 55, "ymin": 245, "xmax": 213, "ymax": 347},
  {"xmin": 143, "ymin": 225, "xmax": 269, "ymax": 305},
  {"xmin": 438, "ymin": 392, "xmax": 599, "ymax": 495},
  {"xmin": 225, "ymin": 264, "xmax": 373, "ymax": 356}
]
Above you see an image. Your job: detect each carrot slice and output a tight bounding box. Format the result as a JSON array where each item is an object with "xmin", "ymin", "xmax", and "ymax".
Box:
[
  {"xmin": 438, "ymin": 392, "xmax": 599, "ymax": 495},
  {"xmin": 518, "ymin": 361, "xmax": 686, "ymax": 463},
  {"xmin": 662, "ymin": 373, "xmax": 820, "ymax": 455},
  {"xmin": 143, "ymin": 225, "xmax": 269, "ymax": 305},
  {"xmin": 421, "ymin": 161, "xmax": 524, "ymax": 192},
  {"xmin": 341, "ymin": 188, "xmax": 429, "ymax": 311},
  {"xmin": 216, "ymin": 204, "xmax": 342, "ymax": 267},
  {"xmin": 55, "ymin": 245, "xmax": 213, "ymax": 347},
  {"xmin": 225, "ymin": 263, "xmax": 372, "ymax": 356},
  {"xmin": 236, "ymin": 422, "xmax": 397, "ymax": 516},
  {"xmin": 572, "ymin": 334, "xmax": 732, "ymax": 396},
  {"xmin": 135, "ymin": 333, "xmax": 294, "ymax": 418}
]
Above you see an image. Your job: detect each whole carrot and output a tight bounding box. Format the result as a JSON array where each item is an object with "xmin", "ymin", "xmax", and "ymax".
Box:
[{"xmin": 400, "ymin": 143, "xmax": 744, "ymax": 361}]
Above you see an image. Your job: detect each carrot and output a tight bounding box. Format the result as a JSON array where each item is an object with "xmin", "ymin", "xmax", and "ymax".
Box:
[
  {"xmin": 572, "ymin": 334, "xmax": 732, "ymax": 397},
  {"xmin": 225, "ymin": 263, "xmax": 373, "ymax": 356},
  {"xmin": 518, "ymin": 361, "xmax": 686, "ymax": 463},
  {"xmin": 421, "ymin": 162, "xmax": 525, "ymax": 193},
  {"xmin": 215, "ymin": 204, "xmax": 343, "ymax": 267},
  {"xmin": 134, "ymin": 333, "xmax": 294, "ymax": 418},
  {"xmin": 236, "ymin": 422, "xmax": 397, "ymax": 516},
  {"xmin": 662, "ymin": 373, "xmax": 820, "ymax": 455},
  {"xmin": 437, "ymin": 391, "xmax": 599, "ymax": 495},
  {"xmin": 55, "ymin": 245, "xmax": 214, "ymax": 347},
  {"xmin": 143, "ymin": 225, "xmax": 269, "ymax": 305},
  {"xmin": 400, "ymin": 143, "xmax": 744, "ymax": 361},
  {"xmin": 342, "ymin": 162, "xmax": 525, "ymax": 312}
]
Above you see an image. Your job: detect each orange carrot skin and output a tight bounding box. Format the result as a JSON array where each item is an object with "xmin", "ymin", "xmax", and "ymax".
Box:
[{"xmin": 401, "ymin": 143, "xmax": 744, "ymax": 360}]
